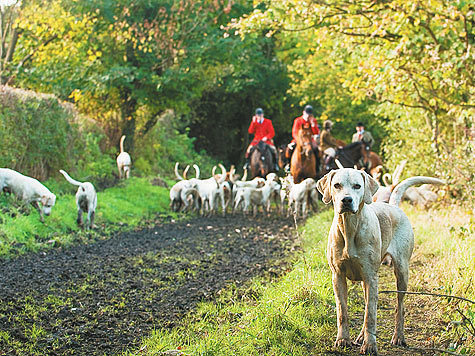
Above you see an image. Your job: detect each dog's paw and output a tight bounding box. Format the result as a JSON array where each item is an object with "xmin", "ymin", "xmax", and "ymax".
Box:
[
  {"xmin": 391, "ymin": 333, "xmax": 407, "ymax": 347},
  {"xmin": 360, "ymin": 341, "xmax": 378, "ymax": 355},
  {"xmin": 334, "ymin": 337, "xmax": 352, "ymax": 349}
]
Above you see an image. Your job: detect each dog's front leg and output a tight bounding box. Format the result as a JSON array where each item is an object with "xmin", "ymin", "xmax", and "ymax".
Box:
[
  {"xmin": 355, "ymin": 281, "xmax": 367, "ymax": 345},
  {"xmin": 32, "ymin": 201, "xmax": 44, "ymax": 222},
  {"xmin": 360, "ymin": 275, "xmax": 379, "ymax": 355},
  {"xmin": 332, "ymin": 272, "xmax": 352, "ymax": 348}
]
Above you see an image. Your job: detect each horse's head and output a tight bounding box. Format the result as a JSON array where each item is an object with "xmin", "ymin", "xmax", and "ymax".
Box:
[{"xmin": 297, "ymin": 126, "xmax": 313, "ymax": 157}]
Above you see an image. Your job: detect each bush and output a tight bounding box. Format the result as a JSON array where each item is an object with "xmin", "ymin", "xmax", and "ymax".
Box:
[
  {"xmin": 135, "ymin": 111, "xmax": 218, "ymax": 179},
  {"xmin": 0, "ymin": 86, "xmax": 81, "ymax": 180}
]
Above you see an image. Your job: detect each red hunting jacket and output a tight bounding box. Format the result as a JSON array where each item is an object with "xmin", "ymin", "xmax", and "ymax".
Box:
[
  {"xmin": 291, "ymin": 116, "xmax": 320, "ymax": 143},
  {"xmin": 248, "ymin": 118, "xmax": 275, "ymax": 146}
]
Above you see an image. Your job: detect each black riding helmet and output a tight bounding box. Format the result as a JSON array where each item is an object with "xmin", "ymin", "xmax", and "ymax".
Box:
[
  {"xmin": 304, "ymin": 105, "xmax": 313, "ymax": 114},
  {"xmin": 255, "ymin": 108, "xmax": 264, "ymax": 115}
]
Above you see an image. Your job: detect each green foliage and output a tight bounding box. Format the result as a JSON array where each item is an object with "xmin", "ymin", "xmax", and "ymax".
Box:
[
  {"xmin": 134, "ymin": 111, "xmax": 218, "ymax": 177},
  {"xmin": 0, "ymin": 87, "xmax": 80, "ymax": 179},
  {"xmin": 235, "ymin": 0, "xmax": 474, "ymax": 203},
  {"xmin": 76, "ymin": 131, "xmax": 117, "ymax": 182}
]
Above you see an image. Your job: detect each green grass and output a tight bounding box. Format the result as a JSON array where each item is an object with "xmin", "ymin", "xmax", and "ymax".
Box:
[
  {"xmin": 0, "ymin": 177, "xmax": 172, "ymax": 257},
  {"xmin": 126, "ymin": 204, "xmax": 474, "ymax": 356}
]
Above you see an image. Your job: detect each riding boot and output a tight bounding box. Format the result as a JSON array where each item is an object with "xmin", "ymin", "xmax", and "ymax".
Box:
[
  {"xmin": 243, "ymin": 147, "xmax": 253, "ymax": 170},
  {"xmin": 313, "ymin": 147, "xmax": 321, "ymax": 175}
]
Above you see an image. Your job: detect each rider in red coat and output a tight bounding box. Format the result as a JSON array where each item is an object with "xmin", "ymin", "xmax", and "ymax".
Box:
[
  {"xmin": 244, "ymin": 108, "xmax": 279, "ymax": 171},
  {"xmin": 291, "ymin": 105, "xmax": 320, "ymax": 143}
]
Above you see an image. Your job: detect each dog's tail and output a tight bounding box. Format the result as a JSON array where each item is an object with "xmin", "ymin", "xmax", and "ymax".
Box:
[
  {"xmin": 59, "ymin": 170, "xmax": 83, "ymax": 186},
  {"xmin": 174, "ymin": 162, "xmax": 184, "ymax": 181},
  {"xmin": 389, "ymin": 176, "xmax": 445, "ymax": 207},
  {"xmin": 119, "ymin": 135, "xmax": 126, "ymax": 153}
]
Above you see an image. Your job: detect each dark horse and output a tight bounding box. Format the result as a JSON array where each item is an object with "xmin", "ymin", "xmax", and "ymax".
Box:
[
  {"xmin": 324, "ymin": 141, "xmax": 367, "ymax": 174},
  {"xmin": 249, "ymin": 140, "xmax": 275, "ymax": 179}
]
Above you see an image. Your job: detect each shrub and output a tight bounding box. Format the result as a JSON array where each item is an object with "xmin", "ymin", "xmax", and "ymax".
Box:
[
  {"xmin": 0, "ymin": 86, "xmax": 80, "ymax": 180},
  {"xmin": 135, "ymin": 111, "xmax": 218, "ymax": 179}
]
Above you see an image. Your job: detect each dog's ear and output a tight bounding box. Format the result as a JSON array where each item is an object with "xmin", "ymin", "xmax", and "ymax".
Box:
[
  {"xmin": 317, "ymin": 171, "xmax": 336, "ymax": 204},
  {"xmin": 362, "ymin": 171, "xmax": 379, "ymax": 204}
]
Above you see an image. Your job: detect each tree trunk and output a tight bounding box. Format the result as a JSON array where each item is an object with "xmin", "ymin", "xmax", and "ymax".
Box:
[
  {"xmin": 120, "ymin": 88, "xmax": 137, "ymax": 153},
  {"xmin": 5, "ymin": 28, "xmax": 19, "ymax": 62}
]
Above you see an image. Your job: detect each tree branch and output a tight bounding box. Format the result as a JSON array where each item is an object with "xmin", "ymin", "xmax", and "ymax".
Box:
[
  {"xmin": 16, "ymin": 34, "xmax": 58, "ymax": 70},
  {"xmin": 139, "ymin": 110, "xmax": 165, "ymax": 137},
  {"xmin": 339, "ymin": 30, "xmax": 401, "ymax": 42}
]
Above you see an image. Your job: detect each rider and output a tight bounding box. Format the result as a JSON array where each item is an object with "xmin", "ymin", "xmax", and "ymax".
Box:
[
  {"xmin": 352, "ymin": 122, "xmax": 374, "ymax": 148},
  {"xmin": 319, "ymin": 120, "xmax": 341, "ymax": 171},
  {"xmin": 289, "ymin": 105, "xmax": 320, "ymax": 165},
  {"xmin": 243, "ymin": 108, "xmax": 279, "ymax": 171},
  {"xmin": 352, "ymin": 122, "xmax": 375, "ymax": 169}
]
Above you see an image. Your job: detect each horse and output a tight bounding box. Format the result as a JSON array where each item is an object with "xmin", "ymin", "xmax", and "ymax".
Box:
[
  {"xmin": 324, "ymin": 141, "xmax": 366, "ymax": 173},
  {"xmin": 290, "ymin": 125, "xmax": 317, "ymax": 184},
  {"xmin": 277, "ymin": 144, "xmax": 290, "ymax": 171},
  {"xmin": 362, "ymin": 150, "xmax": 384, "ymax": 180},
  {"xmin": 249, "ymin": 140, "xmax": 275, "ymax": 179}
]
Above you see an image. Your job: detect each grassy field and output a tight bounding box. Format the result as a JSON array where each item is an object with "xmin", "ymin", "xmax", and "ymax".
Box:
[
  {"xmin": 128, "ymin": 203, "xmax": 474, "ymax": 356},
  {"xmin": 0, "ymin": 177, "xmax": 172, "ymax": 257}
]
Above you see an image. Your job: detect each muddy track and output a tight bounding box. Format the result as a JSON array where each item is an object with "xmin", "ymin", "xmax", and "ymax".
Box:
[{"xmin": 0, "ymin": 215, "xmax": 296, "ymax": 356}]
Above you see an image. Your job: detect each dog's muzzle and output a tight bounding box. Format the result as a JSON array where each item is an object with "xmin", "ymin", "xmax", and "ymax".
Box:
[{"xmin": 339, "ymin": 196, "xmax": 356, "ymax": 214}]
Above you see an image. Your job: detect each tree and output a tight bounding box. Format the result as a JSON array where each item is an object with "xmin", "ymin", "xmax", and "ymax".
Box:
[
  {"xmin": 14, "ymin": 0, "xmax": 241, "ymax": 152},
  {"xmin": 234, "ymin": 0, "xmax": 474, "ymax": 196}
]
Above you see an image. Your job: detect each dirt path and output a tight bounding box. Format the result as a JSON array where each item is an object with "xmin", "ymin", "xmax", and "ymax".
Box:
[{"xmin": 0, "ymin": 215, "xmax": 296, "ymax": 356}]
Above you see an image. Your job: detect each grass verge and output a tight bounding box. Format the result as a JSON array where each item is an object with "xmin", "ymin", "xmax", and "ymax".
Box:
[
  {"xmin": 0, "ymin": 177, "xmax": 173, "ymax": 258},
  {"xmin": 128, "ymin": 203, "xmax": 474, "ymax": 356}
]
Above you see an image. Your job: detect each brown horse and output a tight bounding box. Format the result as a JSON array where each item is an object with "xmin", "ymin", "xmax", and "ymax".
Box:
[
  {"xmin": 249, "ymin": 140, "xmax": 274, "ymax": 179},
  {"xmin": 358, "ymin": 141, "xmax": 384, "ymax": 179},
  {"xmin": 291, "ymin": 126, "xmax": 317, "ymax": 183}
]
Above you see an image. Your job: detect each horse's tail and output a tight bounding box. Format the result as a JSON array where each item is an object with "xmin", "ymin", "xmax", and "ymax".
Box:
[{"xmin": 389, "ymin": 176, "xmax": 445, "ymax": 207}]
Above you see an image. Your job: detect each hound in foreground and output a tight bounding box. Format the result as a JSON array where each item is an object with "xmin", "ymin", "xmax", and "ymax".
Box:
[
  {"xmin": 317, "ymin": 168, "xmax": 415, "ymax": 355},
  {"xmin": 0, "ymin": 168, "xmax": 56, "ymax": 222},
  {"xmin": 59, "ymin": 170, "xmax": 97, "ymax": 229},
  {"xmin": 117, "ymin": 135, "xmax": 131, "ymax": 179}
]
